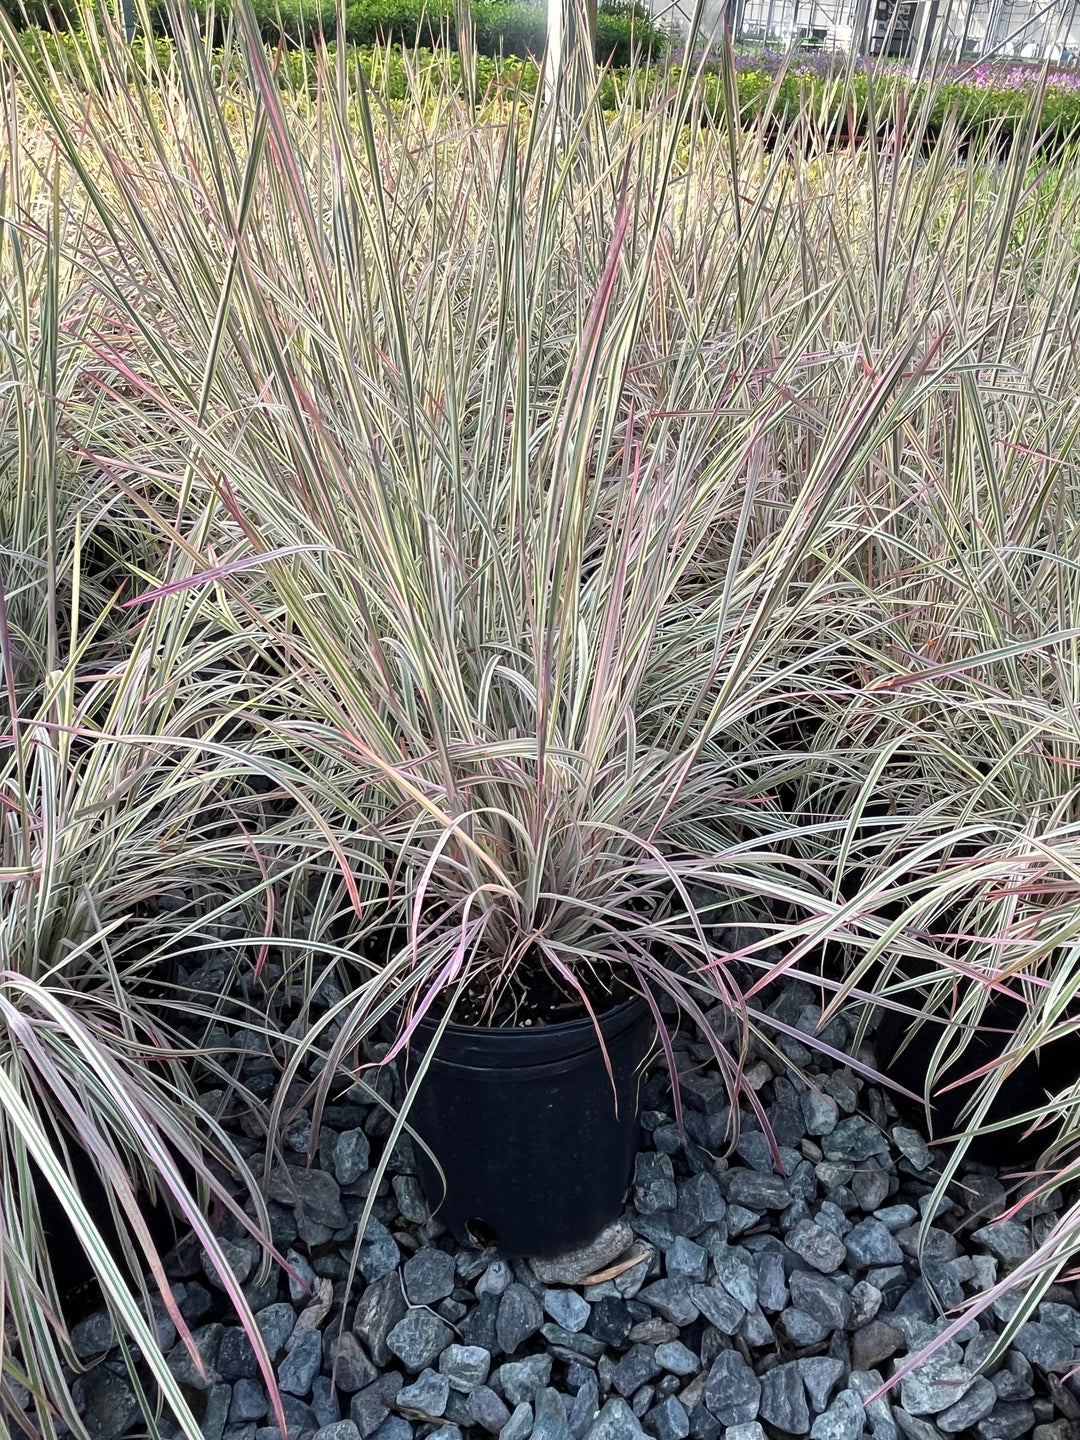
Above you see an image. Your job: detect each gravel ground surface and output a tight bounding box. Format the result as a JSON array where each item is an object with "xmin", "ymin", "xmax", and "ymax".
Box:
[{"xmin": 58, "ymin": 956, "xmax": 1080, "ymax": 1440}]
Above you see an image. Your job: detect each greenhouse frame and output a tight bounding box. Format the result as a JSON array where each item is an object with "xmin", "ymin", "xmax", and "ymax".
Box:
[{"xmin": 650, "ymin": 0, "xmax": 1080, "ymax": 61}]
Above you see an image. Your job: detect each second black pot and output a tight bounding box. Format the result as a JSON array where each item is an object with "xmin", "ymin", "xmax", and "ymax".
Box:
[
  {"xmin": 404, "ymin": 991, "xmax": 655, "ymax": 1258},
  {"xmin": 32, "ymin": 1138, "xmax": 184, "ymax": 1322}
]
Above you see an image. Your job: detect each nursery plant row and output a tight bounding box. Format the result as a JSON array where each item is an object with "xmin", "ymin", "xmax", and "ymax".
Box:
[
  {"xmin": 2, "ymin": 0, "xmax": 664, "ymax": 64},
  {"xmin": 17, "ymin": 18, "xmax": 1080, "ymax": 149}
]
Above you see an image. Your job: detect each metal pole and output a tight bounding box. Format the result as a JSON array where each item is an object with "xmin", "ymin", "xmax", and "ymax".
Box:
[
  {"xmin": 955, "ymin": 0, "xmax": 975, "ymax": 59},
  {"xmin": 960, "ymin": 0, "xmax": 1064, "ymax": 64},
  {"xmin": 1049, "ymin": 0, "xmax": 1076, "ymax": 56},
  {"xmin": 730, "ymin": 0, "xmax": 746, "ymax": 46},
  {"xmin": 1068, "ymin": 0, "xmax": 1080, "ymax": 57},
  {"xmin": 911, "ymin": 0, "xmax": 942, "ymax": 78},
  {"xmin": 852, "ymin": 0, "xmax": 871, "ymax": 54},
  {"xmin": 996, "ymin": 0, "xmax": 1013, "ymax": 54}
]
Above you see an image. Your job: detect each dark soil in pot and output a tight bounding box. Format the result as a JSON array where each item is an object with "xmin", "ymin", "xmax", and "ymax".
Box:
[
  {"xmin": 359, "ymin": 921, "xmax": 658, "ymax": 1027},
  {"xmin": 403, "ymin": 979, "xmax": 656, "ymax": 1258}
]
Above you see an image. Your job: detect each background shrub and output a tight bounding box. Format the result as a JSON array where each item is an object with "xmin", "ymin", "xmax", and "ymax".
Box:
[{"xmin": 0, "ymin": 0, "xmax": 666, "ymax": 62}]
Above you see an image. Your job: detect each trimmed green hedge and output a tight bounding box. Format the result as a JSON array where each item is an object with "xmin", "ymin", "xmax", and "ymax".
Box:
[{"xmin": 0, "ymin": 0, "xmax": 666, "ymax": 63}]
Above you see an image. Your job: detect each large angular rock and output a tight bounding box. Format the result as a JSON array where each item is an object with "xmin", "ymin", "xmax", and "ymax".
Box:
[
  {"xmin": 217, "ymin": 1326, "xmax": 259, "ymax": 1382},
  {"xmin": 316, "ymin": 1425, "xmax": 364, "ymax": 1440},
  {"xmin": 439, "ymin": 1344, "xmax": 492, "ymax": 1393},
  {"xmin": 801, "ymin": 1091, "xmax": 840, "ymax": 1137},
  {"xmin": 689, "ymin": 1285, "xmax": 744, "ymax": 1335},
  {"xmin": 900, "ymin": 1355, "xmax": 976, "ymax": 1416},
  {"xmin": 386, "ymin": 1311, "xmax": 455, "ymax": 1373},
  {"xmin": 355, "ymin": 1271, "xmax": 408, "ymax": 1367},
  {"xmin": 397, "ymin": 1368, "xmax": 451, "ymax": 1418},
  {"xmin": 780, "ymin": 1307, "xmax": 830, "ymax": 1346},
  {"xmin": 638, "ymin": 1280, "xmax": 699, "ymax": 1328},
  {"xmin": 583, "ymin": 1399, "xmax": 648, "ymax": 1440},
  {"xmin": 530, "ymin": 1223, "xmax": 634, "ymax": 1286},
  {"xmin": 822, "ymin": 1117, "xmax": 890, "ymax": 1163},
  {"xmin": 1010, "ymin": 1322, "xmax": 1074, "ymax": 1371},
  {"xmin": 635, "ymin": 1154, "xmax": 678, "ymax": 1214},
  {"xmin": 712, "ymin": 1247, "xmax": 758, "ymax": 1312},
  {"xmin": 468, "ymin": 1386, "xmax": 511, "ymax": 1434},
  {"xmin": 975, "ymin": 1403, "xmax": 1038, "ymax": 1440},
  {"xmin": 672, "ymin": 1173, "xmax": 726, "ymax": 1237},
  {"xmin": 496, "ymin": 1285, "xmax": 544, "ymax": 1355},
  {"xmin": 544, "ymin": 1289, "xmax": 591, "ymax": 1333},
  {"xmin": 278, "ymin": 1329, "xmax": 323, "ymax": 1395},
  {"xmin": 495, "ymin": 1355, "xmax": 553, "ymax": 1406},
  {"xmin": 335, "ymin": 1128, "xmax": 372, "ymax": 1185},
  {"xmin": 786, "ymin": 1221, "xmax": 847, "ymax": 1274},
  {"xmin": 937, "ymin": 1377, "xmax": 997, "ymax": 1433},
  {"xmin": 970, "ymin": 1223, "xmax": 1032, "ymax": 1266},
  {"xmin": 1038, "ymin": 1304, "xmax": 1080, "ymax": 1344},
  {"xmin": 850, "ymin": 1321, "xmax": 903, "ymax": 1372},
  {"xmin": 569, "ymin": 1376, "xmax": 600, "ymax": 1440},
  {"xmin": 725, "ymin": 1172, "xmax": 790, "ymax": 1211},
  {"xmin": 230, "ymin": 1378, "xmax": 271, "ymax": 1423},
  {"xmin": 664, "ymin": 1237, "xmax": 708, "ymax": 1284},
  {"xmin": 167, "ymin": 1323, "xmax": 223, "ymax": 1390},
  {"xmin": 71, "ymin": 1312, "xmax": 115, "ymax": 1359},
  {"xmin": 611, "ymin": 1345, "xmax": 662, "ymax": 1398},
  {"xmin": 754, "ymin": 1249, "xmax": 789, "ymax": 1314},
  {"xmin": 702, "ymin": 1351, "xmax": 760, "ymax": 1427},
  {"xmin": 644, "ymin": 1396, "xmax": 689, "ymax": 1440},
  {"xmin": 202, "ymin": 1236, "xmax": 257, "ymax": 1289},
  {"xmin": 809, "ymin": 1389, "xmax": 863, "ymax": 1440},
  {"xmin": 533, "ymin": 1387, "xmax": 573, "ymax": 1440},
  {"xmin": 256, "ymin": 1303, "xmax": 298, "ymax": 1359},
  {"xmin": 798, "ymin": 1357, "xmax": 846, "ymax": 1415},
  {"xmin": 350, "ymin": 1374, "xmax": 405, "ymax": 1438},
  {"xmin": 759, "ymin": 1362, "xmax": 809, "ymax": 1435},
  {"xmin": 77, "ymin": 1362, "xmax": 142, "ymax": 1440},
  {"xmin": 403, "ymin": 1249, "xmax": 456, "ymax": 1307},
  {"xmin": 655, "ymin": 1341, "xmax": 700, "ymax": 1377},
  {"xmin": 463, "ymin": 1293, "xmax": 502, "ymax": 1355},
  {"xmin": 843, "ymin": 1219, "xmax": 904, "ymax": 1270},
  {"xmin": 788, "ymin": 1271, "xmax": 851, "ymax": 1332},
  {"xmin": 500, "ymin": 1401, "xmax": 535, "ymax": 1440},
  {"xmin": 333, "ymin": 1333, "xmax": 380, "ymax": 1393},
  {"xmin": 266, "ymin": 1163, "xmax": 347, "ymax": 1237},
  {"xmin": 358, "ymin": 1218, "xmax": 402, "ymax": 1284}
]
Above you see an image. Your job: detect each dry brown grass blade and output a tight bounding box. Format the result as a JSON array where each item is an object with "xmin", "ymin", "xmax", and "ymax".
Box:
[{"xmin": 578, "ymin": 1251, "xmax": 652, "ymax": 1285}]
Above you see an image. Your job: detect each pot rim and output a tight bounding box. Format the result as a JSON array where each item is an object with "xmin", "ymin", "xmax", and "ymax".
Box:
[{"xmin": 405, "ymin": 985, "xmax": 654, "ymax": 1071}]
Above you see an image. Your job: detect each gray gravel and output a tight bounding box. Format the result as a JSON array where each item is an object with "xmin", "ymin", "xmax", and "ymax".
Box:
[{"xmin": 63, "ymin": 965, "xmax": 1080, "ymax": 1440}]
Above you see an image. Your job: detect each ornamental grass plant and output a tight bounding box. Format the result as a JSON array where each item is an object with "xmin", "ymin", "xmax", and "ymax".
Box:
[
  {"xmin": 4, "ymin": 0, "xmax": 1080, "ymax": 1424},
  {"xmin": 0, "ymin": 121, "xmax": 294, "ymax": 1439}
]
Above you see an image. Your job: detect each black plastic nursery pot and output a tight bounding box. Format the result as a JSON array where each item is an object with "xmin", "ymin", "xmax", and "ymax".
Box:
[
  {"xmin": 404, "ymin": 992, "xmax": 656, "ymax": 1258},
  {"xmin": 32, "ymin": 1137, "xmax": 184, "ymax": 1322}
]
